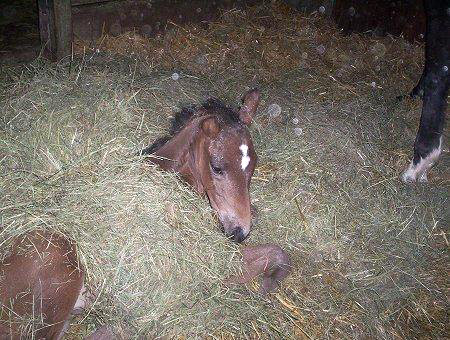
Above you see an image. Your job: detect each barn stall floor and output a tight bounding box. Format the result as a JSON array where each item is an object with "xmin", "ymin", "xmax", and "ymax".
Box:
[{"xmin": 0, "ymin": 1, "xmax": 448, "ymax": 339}]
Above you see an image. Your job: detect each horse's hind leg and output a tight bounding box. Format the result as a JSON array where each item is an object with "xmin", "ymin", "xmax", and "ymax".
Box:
[{"xmin": 402, "ymin": 0, "xmax": 449, "ymax": 182}]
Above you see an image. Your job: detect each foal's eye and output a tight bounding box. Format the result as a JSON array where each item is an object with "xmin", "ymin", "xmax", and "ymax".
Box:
[{"xmin": 210, "ymin": 162, "xmax": 224, "ymax": 175}]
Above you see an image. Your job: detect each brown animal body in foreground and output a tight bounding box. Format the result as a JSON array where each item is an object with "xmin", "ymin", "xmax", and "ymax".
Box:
[
  {"xmin": 141, "ymin": 89, "xmax": 260, "ymax": 243},
  {"xmin": 0, "ymin": 231, "xmax": 85, "ymax": 340},
  {"xmin": 227, "ymin": 244, "xmax": 291, "ymax": 294}
]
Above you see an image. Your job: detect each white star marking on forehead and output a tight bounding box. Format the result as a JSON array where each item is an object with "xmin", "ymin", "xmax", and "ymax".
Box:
[{"xmin": 239, "ymin": 144, "xmax": 250, "ymax": 171}]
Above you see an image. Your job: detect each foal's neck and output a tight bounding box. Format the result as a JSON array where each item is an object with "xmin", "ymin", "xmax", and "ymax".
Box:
[{"xmin": 150, "ymin": 117, "xmax": 203, "ymax": 174}]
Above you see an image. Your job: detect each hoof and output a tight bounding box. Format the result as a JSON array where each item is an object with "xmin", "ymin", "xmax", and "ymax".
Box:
[
  {"xmin": 401, "ymin": 139, "xmax": 442, "ymax": 184},
  {"xmin": 401, "ymin": 166, "xmax": 428, "ymax": 183}
]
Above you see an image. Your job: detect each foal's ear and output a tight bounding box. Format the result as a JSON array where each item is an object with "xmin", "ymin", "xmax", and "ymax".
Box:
[
  {"xmin": 238, "ymin": 88, "xmax": 260, "ymax": 125},
  {"xmin": 201, "ymin": 116, "xmax": 220, "ymax": 138}
]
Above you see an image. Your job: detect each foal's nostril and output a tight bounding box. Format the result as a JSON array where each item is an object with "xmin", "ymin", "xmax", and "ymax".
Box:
[{"xmin": 230, "ymin": 227, "xmax": 248, "ymax": 243}]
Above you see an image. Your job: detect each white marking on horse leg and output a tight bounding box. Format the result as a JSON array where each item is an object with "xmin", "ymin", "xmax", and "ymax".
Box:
[
  {"xmin": 239, "ymin": 144, "xmax": 250, "ymax": 171},
  {"xmin": 402, "ymin": 137, "xmax": 442, "ymax": 183},
  {"xmin": 56, "ymin": 283, "xmax": 88, "ymax": 340},
  {"xmin": 72, "ymin": 283, "xmax": 87, "ymax": 313},
  {"xmin": 72, "ymin": 283, "xmax": 96, "ymax": 315}
]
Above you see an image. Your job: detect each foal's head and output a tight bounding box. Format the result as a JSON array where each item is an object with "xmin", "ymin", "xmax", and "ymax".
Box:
[{"xmin": 143, "ymin": 89, "xmax": 260, "ymax": 243}]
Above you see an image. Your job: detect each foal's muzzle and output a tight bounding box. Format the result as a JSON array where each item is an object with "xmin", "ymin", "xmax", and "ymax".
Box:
[
  {"xmin": 213, "ymin": 201, "xmax": 251, "ymax": 243},
  {"xmin": 220, "ymin": 223, "xmax": 249, "ymax": 243},
  {"xmin": 226, "ymin": 227, "xmax": 248, "ymax": 243}
]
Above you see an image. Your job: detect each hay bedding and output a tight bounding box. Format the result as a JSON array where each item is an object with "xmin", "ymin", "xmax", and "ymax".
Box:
[{"xmin": 1, "ymin": 1, "xmax": 448, "ymax": 338}]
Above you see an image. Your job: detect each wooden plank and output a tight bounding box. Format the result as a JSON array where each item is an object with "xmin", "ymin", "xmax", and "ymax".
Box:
[
  {"xmin": 72, "ymin": 0, "xmax": 111, "ymax": 6},
  {"xmin": 38, "ymin": 0, "xmax": 73, "ymax": 61},
  {"xmin": 53, "ymin": 0, "xmax": 72, "ymax": 60},
  {"xmin": 38, "ymin": 0, "xmax": 57, "ymax": 60}
]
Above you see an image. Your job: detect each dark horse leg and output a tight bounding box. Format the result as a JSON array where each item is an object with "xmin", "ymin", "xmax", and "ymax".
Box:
[{"xmin": 402, "ymin": 0, "xmax": 449, "ymax": 182}]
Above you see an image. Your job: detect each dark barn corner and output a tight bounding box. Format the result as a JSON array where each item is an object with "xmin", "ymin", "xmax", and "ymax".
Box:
[
  {"xmin": 332, "ymin": 0, "xmax": 426, "ymax": 42},
  {"xmin": 0, "ymin": 0, "xmax": 40, "ymax": 62}
]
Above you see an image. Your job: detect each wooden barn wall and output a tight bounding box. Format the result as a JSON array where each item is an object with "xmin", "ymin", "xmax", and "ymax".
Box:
[
  {"xmin": 332, "ymin": 0, "xmax": 426, "ymax": 42},
  {"xmin": 285, "ymin": 0, "xmax": 426, "ymax": 42},
  {"xmin": 71, "ymin": 0, "xmax": 262, "ymax": 41}
]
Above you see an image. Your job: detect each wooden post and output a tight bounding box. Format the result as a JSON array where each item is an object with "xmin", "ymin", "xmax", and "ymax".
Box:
[
  {"xmin": 54, "ymin": 0, "xmax": 73, "ymax": 60},
  {"xmin": 38, "ymin": 0, "xmax": 57, "ymax": 60},
  {"xmin": 38, "ymin": 0, "xmax": 72, "ymax": 61}
]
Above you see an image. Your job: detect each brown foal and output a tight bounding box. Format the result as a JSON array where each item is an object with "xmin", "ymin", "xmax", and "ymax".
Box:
[{"xmin": 141, "ymin": 89, "xmax": 261, "ymax": 243}]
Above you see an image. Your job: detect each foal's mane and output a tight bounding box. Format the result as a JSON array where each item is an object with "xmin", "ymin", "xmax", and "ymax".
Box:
[{"xmin": 141, "ymin": 98, "xmax": 241, "ymax": 155}]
